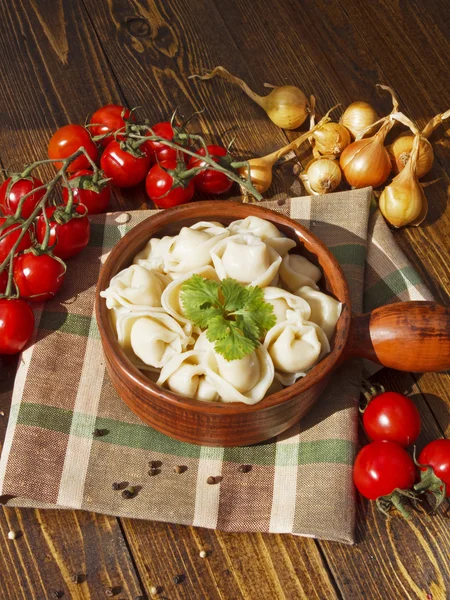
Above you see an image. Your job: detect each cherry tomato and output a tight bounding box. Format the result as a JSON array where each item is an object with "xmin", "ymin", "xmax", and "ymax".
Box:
[
  {"xmin": 145, "ymin": 159, "xmax": 195, "ymax": 209},
  {"xmin": 0, "ymin": 218, "xmax": 33, "ymax": 263},
  {"xmin": 0, "ymin": 177, "xmax": 45, "ymax": 219},
  {"xmin": 363, "ymin": 391, "xmax": 421, "ymax": 447},
  {"xmin": 419, "ymin": 439, "xmax": 450, "ymax": 497},
  {"xmin": 48, "ymin": 125, "xmax": 98, "ymax": 172},
  {"xmin": 0, "ymin": 298, "xmax": 35, "ymax": 355},
  {"xmin": 100, "ymin": 141, "xmax": 152, "ymax": 188},
  {"xmin": 144, "ymin": 121, "xmax": 190, "ymax": 163},
  {"xmin": 36, "ymin": 206, "xmax": 90, "ymax": 260},
  {"xmin": 62, "ymin": 169, "xmax": 111, "ymax": 214},
  {"xmin": 14, "ymin": 252, "xmax": 65, "ymax": 302},
  {"xmin": 188, "ymin": 145, "xmax": 233, "ymax": 195},
  {"xmin": 89, "ymin": 104, "xmax": 132, "ymax": 147},
  {"xmin": 353, "ymin": 441, "xmax": 416, "ymax": 500},
  {"xmin": 0, "ymin": 270, "xmax": 8, "ymax": 294}
]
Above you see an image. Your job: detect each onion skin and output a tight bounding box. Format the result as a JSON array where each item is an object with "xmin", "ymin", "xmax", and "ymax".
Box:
[
  {"xmin": 262, "ymin": 86, "xmax": 309, "ymax": 130},
  {"xmin": 388, "ymin": 134, "xmax": 434, "ymax": 178},
  {"xmin": 340, "ymin": 137, "xmax": 392, "ymax": 188},
  {"xmin": 340, "ymin": 101, "xmax": 378, "ymax": 140},
  {"xmin": 313, "ymin": 122, "xmax": 351, "ymax": 156},
  {"xmin": 305, "ymin": 158, "xmax": 342, "ymax": 194},
  {"xmin": 238, "ymin": 158, "xmax": 273, "ymax": 194}
]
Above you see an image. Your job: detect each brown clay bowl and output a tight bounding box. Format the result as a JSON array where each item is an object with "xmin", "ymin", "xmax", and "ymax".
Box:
[{"xmin": 95, "ymin": 201, "xmax": 450, "ymax": 447}]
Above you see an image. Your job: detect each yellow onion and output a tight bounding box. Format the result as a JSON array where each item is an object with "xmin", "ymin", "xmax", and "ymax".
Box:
[
  {"xmin": 301, "ymin": 157, "xmax": 341, "ymax": 194},
  {"xmin": 239, "ymin": 110, "xmax": 334, "ymax": 194},
  {"xmin": 190, "ymin": 66, "xmax": 309, "ymax": 130},
  {"xmin": 340, "ymin": 118, "xmax": 393, "ymax": 188},
  {"xmin": 379, "ymin": 135, "xmax": 427, "ymax": 228},
  {"xmin": 388, "ymin": 134, "xmax": 434, "ymax": 178},
  {"xmin": 340, "ymin": 101, "xmax": 378, "ymax": 140},
  {"xmin": 312, "ymin": 122, "xmax": 351, "ymax": 156}
]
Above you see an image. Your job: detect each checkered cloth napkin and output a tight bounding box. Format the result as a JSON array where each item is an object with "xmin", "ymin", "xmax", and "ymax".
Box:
[{"xmin": 0, "ymin": 188, "xmax": 432, "ymax": 544}]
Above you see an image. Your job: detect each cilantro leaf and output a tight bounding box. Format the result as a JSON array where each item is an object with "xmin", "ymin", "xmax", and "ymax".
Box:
[
  {"xmin": 221, "ymin": 278, "xmax": 249, "ymax": 312},
  {"xmin": 213, "ymin": 321, "xmax": 258, "ymax": 361},
  {"xmin": 183, "ymin": 304, "xmax": 222, "ymax": 329},
  {"xmin": 232, "ymin": 285, "xmax": 276, "ymax": 337},
  {"xmin": 205, "ymin": 314, "xmax": 231, "ymax": 341},
  {"xmin": 180, "ymin": 275, "xmax": 221, "ymax": 328}
]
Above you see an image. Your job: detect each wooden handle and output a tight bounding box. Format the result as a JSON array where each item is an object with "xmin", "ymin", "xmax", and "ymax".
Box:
[{"xmin": 347, "ymin": 301, "xmax": 450, "ymax": 372}]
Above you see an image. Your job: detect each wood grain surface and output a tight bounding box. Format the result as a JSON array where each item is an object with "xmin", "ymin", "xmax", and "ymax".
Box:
[{"xmin": 0, "ymin": 0, "xmax": 449, "ymax": 599}]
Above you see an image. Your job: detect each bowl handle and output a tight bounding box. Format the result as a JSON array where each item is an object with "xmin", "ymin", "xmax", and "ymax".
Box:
[{"xmin": 345, "ymin": 301, "xmax": 450, "ymax": 372}]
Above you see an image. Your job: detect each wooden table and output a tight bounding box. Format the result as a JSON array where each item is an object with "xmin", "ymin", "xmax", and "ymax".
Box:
[{"xmin": 0, "ymin": 1, "xmax": 449, "ymax": 598}]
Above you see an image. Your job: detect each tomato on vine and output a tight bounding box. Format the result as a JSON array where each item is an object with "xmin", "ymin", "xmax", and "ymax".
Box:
[
  {"xmin": 363, "ymin": 391, "xmax": 421, "ymax": 447},
  {"xmin": 62, "ymin": 169, "xmax": 111, "ymax": 214},
  {"xmin": 101, "ymin": 141, "xmax": 152, "ymax": 188},
  {"xmin": 145, "ymin": 159, "xmax": 195, "ymax": 208},
  {"xmin": 48, "ymin": 125, "xmax": 98, "ymax": 172},
  {"xmin": 0, "ymin": 218, "xmax": 33, "ymax": 264},
  {"xmin": 0, "ymin": 177, "xmax": 45, "ymax": 219},
  {"xmin": 36, "ymin": 206, "xmax": 90, "ymax": 260},
  {"xmin": 187, "ymin": 145, "xmax": 233, "ymax": 195},
  {"xmin": 14, "ymin": 252, "xmax": 65, "ymax": 302},
  {"xmin": 415, "ymin": 439, "xmax": 450, "ymax": 508},
  {"xmin": 89, "ymin": 104, "xmax": 132, "ymax": 147},
  {"xmin": 144, "ymin": 121, "xmax": 190, "ymax": 163},
  {"xmin": 0, "ymin": 270, "xmax": 7, "ymax": 294},
  {"xmin": 0, "ymin": 298, "xmax": 35, "ymax": 355}
]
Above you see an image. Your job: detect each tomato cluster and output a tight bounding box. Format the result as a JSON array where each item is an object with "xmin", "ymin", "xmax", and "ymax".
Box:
[
  {"xmin": 353, "ymin": 389, "xmax": 450, "ymax": 516},
  {"xmin": 0, "ymin": 104, "xmax": 238, "ymax": 356}
]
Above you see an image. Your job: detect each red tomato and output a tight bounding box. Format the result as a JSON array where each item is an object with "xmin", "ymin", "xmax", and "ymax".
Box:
[
  {"xmin": 101, "ymin": 141, "xmax": 152, "ymax": 188},
  {"xmin": 0, "ymin": 298, "xmax": 35, "ymax": 354},
  {"xmin": 0, "ymin": 218, "xmax": 33, "ymax": 263},
  {"xmin": 145, "ymin": 160, "xmax": 195, "ymax": 209},
  {"xmin": 89, "ymin": 104, "xmax": 132, "ymax": 147},
  {"xmin": 353, "ymin": 441, "xmax": 416, "ymax": 500},
  {"xmin": 418, "ymin": 439, "xmax": 450, "ymax": 497},
  {"xmin": 48, "ymin": 125, "xmax": 98, "ymax": 172},
  {"xmin": 36, "ymin": 206, "xmax": 90, "ymax": 260},
  {"xmin": 188, "ymin": 145, "xmax": 233, "ymax": 195},
  {"xmin": 144, "ymin": 121, "xmax": 190, "ymax": 163},
  {"xmin": 62, "ymin": 169, "xmax": 111, "ymax": 214},
  {"xmin": 14, "ymin": 253, "xmax": 65, "ymax": 302},
  {"xmin": 0, "ymin": 177, "xmax": 45, "ymax": 219},
  {"xmin": 363, "ymin": 392, "xmax": 421, "ymax": 447},
  {"xmin": 0, "ymin": 270, "xmax": 7, "ymax": 293}
]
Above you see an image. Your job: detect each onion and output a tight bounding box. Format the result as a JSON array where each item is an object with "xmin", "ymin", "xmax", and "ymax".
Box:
[
  {"xmin": 340, "ymin": 119, "xmax": 393, "ymax": 188},
  {"xmin": 388, "ymin": 134, "xmax": 434, "ymax": 178},
  {"xmin": 340, "ymin": 101, "xmax": 378, "ymax": 140},
  {"xmin": 379, "ymin": 135, "xmax": 427, "ymax": 228},
  {"xmin": 312, "ymin": 122, "xmax": 351, "ymax": 156},
  {"xmin": 301, "ymin": 157, "xmax": 341, "ymax": 195},
  {"xmin": 190, "ymin": 66, "xmax": 309, "ymax": 130}
]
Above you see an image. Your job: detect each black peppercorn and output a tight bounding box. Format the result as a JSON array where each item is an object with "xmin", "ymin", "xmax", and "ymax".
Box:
[
  {"xmin": 173, "ymin": 574, "xmax": 185, "ymax": 585},
  {"xmin": 148, "ymin": 468, "xmax": 160, "ymax": 476},
  {"xmin": 149, "ymin": 460, "xmax": 162, "ymax": 468},
  {"xmin": 112, "ymin": 482, "xmax": 120, "ymax": 491},
  {"xmin": 238, "ymin": 464, "xmax": 252, "ymax": 473},
  {"xmin": 173, "ymin": 465, "xmax": 187, "ymax": 474},
  {"xmin": 105, "ymin": 587, "xmax": 114, "ymax": 597},
  {"xmin": 71, "ymin": 573, "xmax": 83, "ymax": 584},
  {"xmin": 121, "ymin": 486, "xmax": 135, "ymax": 499}
]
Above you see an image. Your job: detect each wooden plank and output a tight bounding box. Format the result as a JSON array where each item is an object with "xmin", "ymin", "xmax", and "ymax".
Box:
[{"xmin": 120, "ymin": 520, "xmax": 340, "ymax": 600}]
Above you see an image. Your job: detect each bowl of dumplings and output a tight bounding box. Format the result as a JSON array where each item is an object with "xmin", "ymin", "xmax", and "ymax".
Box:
[{"xmin": 96, "ymin": 201, "xmax": 351, "ymax": 446}]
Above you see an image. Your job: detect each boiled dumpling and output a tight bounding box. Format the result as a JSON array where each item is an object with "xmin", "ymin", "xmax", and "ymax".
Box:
[
  {"xmin": 264, "ymin": 310, "xmax": 330, "ymax": 385},
  {"xmin": 279, "ymin": 253, "xmax": 322, "ymax": 291},
  {"xmin": 133, "ymin": 236, "xmax": 175, "ymax": 272},
  {"xmin": 211, "ymin": 234, "xmax": 281, "ymax": 287},
  {"xmin": 157, "ymin": 351, "xmax": 219, "ymax": 402},
  {"xmin": 164, "ymin": 222, "xmax": 229, "ymax": 276},
  {"xmin": 161, "ymin": 266, "xmax": 219, "ymax": 328},
  {"xmin": 115, "ymin": 308, "xmax": 193, "ymax": 369},
  {"xmin": 295, "ymin": 286, "xmax": 342, "ymax": 341},
  {"xmin": 100, "ymin": 265, "xmax": 170, "ymax": 310},
  {"xmin": 263, "ymin": 287, "xmax": 311, "ymax": 324},
  {"xmin": 228, "ymin": 216, "xmax": 296, "ymax": 256}
]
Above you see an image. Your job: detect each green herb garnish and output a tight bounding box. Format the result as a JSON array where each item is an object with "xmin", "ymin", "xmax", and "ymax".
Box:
[{"xmin": 180, "ymin": 275, "xmax": 276, "ymax": 361}]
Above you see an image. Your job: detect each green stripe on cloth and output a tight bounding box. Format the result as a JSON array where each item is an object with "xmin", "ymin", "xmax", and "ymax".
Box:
[
  {"xmin": 14, "ymin": 404, "xmax": 354, "ymax": 466},
  {"xmin": 39, "ymin": 312, "xmax": 99, "ymax": 339},
  {"xmin": 89, "ymin": 223, "xmax": 121, "ymax": 248},
  {"xmin": 365, "ymin": 266, "xmax": 424, "ymax": 311},
  {"xmin": 329, "ymin": 244, "xmax": 366, "ymax": 266}
]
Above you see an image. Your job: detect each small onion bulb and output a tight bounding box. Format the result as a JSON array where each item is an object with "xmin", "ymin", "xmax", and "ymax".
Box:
[
  {"xmin": 379, "ymin": 135, "xmax": 427, "ymax": 228},
  {"xmin": 302, "ymin": 158, "xmax": 342, "ymax": 194},
  {"xmin": 340, "ymin": 101, "xmax": 378, "ymax": 140},
  {"xmin": 190, "ymin": 66, "xmax": 309, "ymax": 130},
  {"xmin": 312, "ymin": 122, "xmax": 351, "ymax": 156},
  {"xmin": 388, "ymin": 134, "xmax": 434, "ymax": 178}
]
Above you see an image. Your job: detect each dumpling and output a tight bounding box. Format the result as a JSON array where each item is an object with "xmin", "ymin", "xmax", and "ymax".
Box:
[
  {"xmin": 157, "ymin": 351, "xmax": 220, "ymax": 402},
  {"xmin": 278, "ymin": 253, "xmax": 322, "ymax": 291},
  {"xmin": 211, "ymin": 234, "xmax": 282, "ymax": 287},
  {"xmin": 133, "ymin": 236, "xmax": 175, "ymax": 272},
  {"xmin": 100, "ymin": 265, "xmax": 170, "ymax": 310},
  {"xmin": 228, "ymin": 216, "xmax": 296, "ymax": 256},
  {"xmin": 264, "ymin": 311, "xmax": 330, "ymax": 386},
  {"xmin": 164, "ymin": 221, "xmax": 229, "ymax": 276},
  {"xmin": 263, "ymin": 287, "xmax": 311, "ymax": 324},
  {"xmin": 115, "ymin": 308, "xmax": 193, "ymax": 369},
  {"xmin": 295, "ymin": 286, "xmax": 342, "ymax": 341},
  {"xmin": 161, "ymin": 266, "xmax": 219, "ymax": 328}
]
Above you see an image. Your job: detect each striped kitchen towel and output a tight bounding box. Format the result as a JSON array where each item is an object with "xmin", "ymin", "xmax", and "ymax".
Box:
[{"xmin": 0, "ymin": 188, "xmax": 432, "ymax": 544}]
